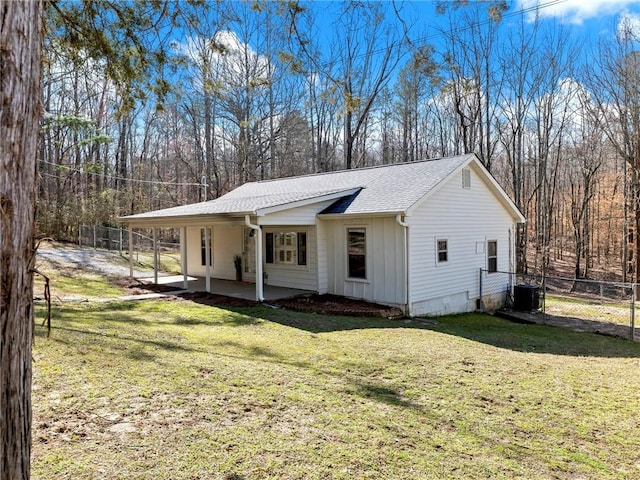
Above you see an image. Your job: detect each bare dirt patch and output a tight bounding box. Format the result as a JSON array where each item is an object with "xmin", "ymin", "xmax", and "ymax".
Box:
[
  {"xmin": 180, "ymin": 291, "xmax": 258, "ymax": 308},
  {"xmin": 121, "ymin": 285, "xmax": 405, "ymax": 318},
  {"xmin": 114, "ymin": 277, "xmax": 182, "ymax": 295},
  {"xmin": 276, "ymin": 294, "xmax": 404, "ymax": 319}
]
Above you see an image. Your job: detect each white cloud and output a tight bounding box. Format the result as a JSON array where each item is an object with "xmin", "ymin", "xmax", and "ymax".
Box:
[
  {"xmin": 617, "ymin": 12, "xmax": 640, "ymax": 40},
  {"xmin": 172, "ymin": 31, "xmax": 269, "ymax": 89},
  {"xmin": 518, "ymin": 0, "xmax": 640, "ymax": 24}
]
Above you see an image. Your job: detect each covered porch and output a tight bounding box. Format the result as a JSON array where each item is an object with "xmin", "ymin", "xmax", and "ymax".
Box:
[
  {"xmin": 120, "ymin": 188, "xmax": 340, "ymax": 302},
  {"xmin": 143, "ymin": 274, "xmax": 313, "ymax": 302},
  {"xmin": 124, "ymin": 214, "xmax": 269, "ymax": 302}
]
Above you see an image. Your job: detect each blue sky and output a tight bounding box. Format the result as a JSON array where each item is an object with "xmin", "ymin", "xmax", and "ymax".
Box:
[
  {"xmin": 300, "ymin": 1, "xmax": 640, "ymax": 68},
  {"xmin": 172, "ymin": 0, "xmax": 640, "ymax": 95}
]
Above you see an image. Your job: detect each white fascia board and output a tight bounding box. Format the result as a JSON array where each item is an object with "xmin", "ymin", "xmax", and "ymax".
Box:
[
  {"xmin": 120, "ymin": 213, "xmax": 249, "ymax": 229},
  {"xmin": 317, "ymin": 211, "xmax": 404, "ymax": 220},
  {"xmin": 472, "ymin": 162, "xmax": 526, "ymax": 223},
  {"xmin": 255, "ymin": 187, "xmax": 361, "ymax": 216}
]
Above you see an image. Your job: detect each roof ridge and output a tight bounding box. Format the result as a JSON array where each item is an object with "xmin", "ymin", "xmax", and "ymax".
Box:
[{"xmin": 251, "ymin": 154, "xmax": 473, "ymax": 185}]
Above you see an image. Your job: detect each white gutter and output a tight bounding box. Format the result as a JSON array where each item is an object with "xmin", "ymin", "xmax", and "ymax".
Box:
[
  {"xmin": 396, "ymin": 214, "xmax": 411, "ymax": 317},
  {"xmin": 245, "ymin": 215, "xmax": 264, "ymax": 302}
]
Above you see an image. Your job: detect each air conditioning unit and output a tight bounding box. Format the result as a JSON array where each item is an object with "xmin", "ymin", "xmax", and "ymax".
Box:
[{"xmin": 513, "ymin": 285, "xmax": 540, "ymax": 312}]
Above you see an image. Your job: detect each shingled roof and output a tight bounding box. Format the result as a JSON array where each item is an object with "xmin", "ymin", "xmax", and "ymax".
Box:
[{"xmin": 122, "ymin": 154, "xmax": 491, "ymax": 222}]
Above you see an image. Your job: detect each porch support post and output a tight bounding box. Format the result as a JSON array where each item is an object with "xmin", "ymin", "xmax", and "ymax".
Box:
[
  {"xmin": 153, "ymin": 227, "xmax": 158, "ymax": 284},
  {"xmin": 128, "ymin": 227, "xmax": 134, "ymax": 278},
  {"xmin": 204, "ymin": 226, "xmax": 211, "ymax": 293},
  {"xmin": 245, "ymin": 215, "xmax": 264, "ymax": 302},
  {"xmin": 181, "ymin": 226, "xmax": 188, "ymax": 290}
]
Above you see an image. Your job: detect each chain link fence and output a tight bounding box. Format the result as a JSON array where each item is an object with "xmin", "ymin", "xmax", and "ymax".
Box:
[
  {"xmin": 78, "ymin": 225, "xmax": 180, "ymax": 254},
  {"xmin": 480, "ymin": 269, "xmax": 637, "ymax": 340}
]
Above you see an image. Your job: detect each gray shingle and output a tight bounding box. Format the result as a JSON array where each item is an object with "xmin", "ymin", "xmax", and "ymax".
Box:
[{"xmin": 122, "ymin": 154, "xmax": 474, "ymax": 220}]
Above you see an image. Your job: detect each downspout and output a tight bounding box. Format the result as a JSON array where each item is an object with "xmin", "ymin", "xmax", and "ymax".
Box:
[
  {"xmin": 245, "ymin": 215, "xmax": 264, "ymax": 302},
  {"xmin": 396, "ymin": 214, "xmax": 411, "ymax": 316}
]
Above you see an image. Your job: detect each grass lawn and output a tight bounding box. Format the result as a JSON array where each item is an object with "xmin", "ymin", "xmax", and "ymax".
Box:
[
  {"xmin": 32, "ymin": 290, "xmax": 640, "ymax": 480},
  {"xmin": 129, "ymin": 250, "xmax": 182, "ymax": 274},
  {"xmin": 544, "ymin": 294, "xmax": 633, "ymax": 327}
]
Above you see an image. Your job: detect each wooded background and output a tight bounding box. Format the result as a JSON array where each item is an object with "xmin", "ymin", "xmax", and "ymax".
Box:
[{"xmin": 39, "ymin": 0, "xmax": 640, "ymax": 283}]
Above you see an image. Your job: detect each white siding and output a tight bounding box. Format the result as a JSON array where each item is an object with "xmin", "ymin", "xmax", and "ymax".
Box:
[
  {"xmin": 263, "ymin": 226, "xmax": 318, "ymax": 291},
  {"xmin": 408, "ymin": 163, "xmax": 516, "ymax": 316},
  {"xmin": 325, "ymin": 216, "xmax": 406, "ymax": 307},
  {"xmin": 186, "ymin": 225, "xmax": 243, "ymax": 279},
  {"xmin": 259, "ymin": 200, "xmax": 335, "ymax": 225},
  {"xmin": 185, "ymin": 224, "xmax": 318, "ymax": 290}
]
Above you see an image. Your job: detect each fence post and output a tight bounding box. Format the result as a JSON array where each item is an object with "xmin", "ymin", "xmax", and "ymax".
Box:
[
  {"xmin": 78, "ymin": 225, "xmax": 82, "ymax": 247},
  {"xmin": 93, "ymin": 225, "xmax": 97, "ymax": 250},
  {"xmin": 119, "ymin": 227, "xmax": 123, "ymax": 256},
  {"xmin": 631, "ymin": 284, "xmax": 636, "ymax": 341},
  {"xmin": 600, "ymin": 283, "xmax": 604, "ymax": 305},
  {"xmin": 541, "ymin": 274, "xmax": 546, "ymax": 323}
]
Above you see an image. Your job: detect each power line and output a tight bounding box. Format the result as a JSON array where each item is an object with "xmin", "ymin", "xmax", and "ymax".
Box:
[{"xmin": 39, "ymin": 161, "xmax": 204, "ymax": 187}]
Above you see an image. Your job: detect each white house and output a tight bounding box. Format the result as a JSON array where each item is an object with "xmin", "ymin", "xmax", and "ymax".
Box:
[{"xmin": 121, "ymin": 153, "xmax": 525, "ymax": 316}]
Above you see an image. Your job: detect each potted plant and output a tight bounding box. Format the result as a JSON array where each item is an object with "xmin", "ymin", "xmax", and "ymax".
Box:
[{"xmin": 233, "ymin": 254, "xmax": 242, "ymax": 282}]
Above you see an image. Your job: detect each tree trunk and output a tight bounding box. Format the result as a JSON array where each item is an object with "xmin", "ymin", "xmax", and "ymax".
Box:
[{"xmin": 0, "ymin": 1, "xmax": 42, "ymax": 478}]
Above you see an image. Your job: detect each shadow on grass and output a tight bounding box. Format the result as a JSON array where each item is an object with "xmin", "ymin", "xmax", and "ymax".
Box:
[
  {"xmin": 35, "ymin": 323, "xmax": 196, "ymax": 360},
  {"xmin": 224, "ymin": 474, "xmax": 246, "ymax": 480},
  {"xmin": 353, "ymin": 381, "xmax": 422, "ymax": 410},
  {"xmin": 250, "ymin": 306, "xmax": 640, "ymax": 358},
  {"xmin": 426, "ymin": 314, "xmax": 640, "ymax": 358}
]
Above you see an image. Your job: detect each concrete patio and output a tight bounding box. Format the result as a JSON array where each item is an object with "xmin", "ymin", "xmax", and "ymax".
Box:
[{"xmin": 138, "ymin": 275, "xmax": 313, "ymax": 302}]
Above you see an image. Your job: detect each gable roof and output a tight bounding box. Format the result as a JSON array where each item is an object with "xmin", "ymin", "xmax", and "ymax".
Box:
[{"xmin": 121, "ymin": 153, "xmax": 524, "ymax": 224}]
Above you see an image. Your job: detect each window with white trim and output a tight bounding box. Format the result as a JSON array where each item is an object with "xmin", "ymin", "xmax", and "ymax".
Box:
[
  {"xmin": 265, "ymin": 231, "xmax": 307, "ymax": 266},
  {"xmin": 437, "ymin": 239, "xmax": 448, "ymax": 263},
  {"xmin": 487, "ymin": 240, "xmax": 498, "ymax": 273},
  {"xmin": 347, "ymin": 228, "xmax": 366, "ymax": 279}
]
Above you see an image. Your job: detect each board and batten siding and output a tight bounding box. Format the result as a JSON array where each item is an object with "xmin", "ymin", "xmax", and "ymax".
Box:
[
  {"xmin": 316, "ymin": 219, "xmax": 329, "ymax": 294},
  {"xmin": 185, "ymin": 225, "xmax": 243, "ymax": 280},
  {"xmin": 408, "ymin": 163, "xmax": 517, "ymax": 316},
  {"xmin": 324, "ymin": 216, "xmax": 406, "ymax": 307},
  {"xmin": 263, "ymin": 226, "xmax": 318, "ymax": 291}
]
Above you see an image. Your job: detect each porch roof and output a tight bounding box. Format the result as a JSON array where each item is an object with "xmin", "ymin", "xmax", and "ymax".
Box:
[{"xmin": 121, "ymin": 187, "xmax": 360, "ymax": 226}]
